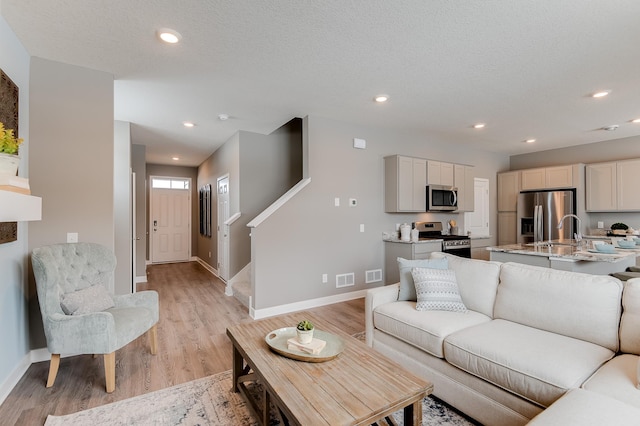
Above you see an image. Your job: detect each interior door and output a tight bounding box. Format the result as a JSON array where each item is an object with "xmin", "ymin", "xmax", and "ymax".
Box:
[
  {"xmin": 217, "ymin": 176, "xmax": 230, "ymax": 281},
  {"xmin": 151, "ymin": 187, "xmax": 190, "ymax": 263}
]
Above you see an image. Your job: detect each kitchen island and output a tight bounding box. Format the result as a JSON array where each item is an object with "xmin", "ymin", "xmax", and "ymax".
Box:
[{"xmin": 487, "ymin": 241, "xmax": 638, "ymax": 275}]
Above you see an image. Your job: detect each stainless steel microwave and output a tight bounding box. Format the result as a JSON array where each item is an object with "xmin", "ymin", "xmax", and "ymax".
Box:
[{"xmin": 426, "ymin": 185, "xmax": 458, "ymax": 211}]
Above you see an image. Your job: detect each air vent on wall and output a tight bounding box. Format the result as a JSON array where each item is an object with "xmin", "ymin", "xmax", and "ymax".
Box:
[
  {"xmin": 336, "ymin": 273, "xmax": 355, "ymax": 288},
  {"xmin": 366, "ymin": 269, "xmax": 383, "ymax": 284}
]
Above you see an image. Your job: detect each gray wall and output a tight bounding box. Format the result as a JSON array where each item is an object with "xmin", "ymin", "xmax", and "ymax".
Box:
[
  {"xmin": 251, "ymin": 115, "xmax": 509, "ymax": 311},
  {"xmin": 28, "ymin": 57, "xmax": 115, "ymax": 349},
  {"xmin": 114, "ymin": 120, "xmax": 131, "ymax": 294},
  {"xmin": 510, "ymin": 136, "xmax": 640, "ymax": 231},
  {"xmin": 132, "ymin": 144, "xmax": 147, "ymax": 279},
  {"xmin": 197, "ymin": 119, "xmax": 302, "ymax": 277},
  {"xmin": 0, "ymin": 14, "xmax": 31, "ymax": 390},
  {"xmin": 145, "ymin": 163, "xmax": 199, "ymax": 260}
]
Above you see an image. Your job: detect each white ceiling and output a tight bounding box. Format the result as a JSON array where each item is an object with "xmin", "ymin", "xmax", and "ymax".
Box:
[{"xmin": 2, "ymin": 1, "xmax": 640, "ymax": 166}]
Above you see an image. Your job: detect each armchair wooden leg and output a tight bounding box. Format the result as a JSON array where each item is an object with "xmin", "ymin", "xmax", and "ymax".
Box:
[
  {"xmin": 46, "ymin": 354, "xmax": 60, "ymax": 388},
  {"xmin": 149, "ymin": 324, "xmax": 158, "ymax": 355},
  {"xmin": 104, "ymin": 352, "xmax": 116, "ymax": 393}
]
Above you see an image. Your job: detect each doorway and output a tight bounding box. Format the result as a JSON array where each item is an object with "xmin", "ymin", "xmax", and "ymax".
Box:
[
  {"xmin": 150, "ymin": 176, "xmax": 191, "ymax": 263},
  {"xmin": 217, "ymin": 175, "xmax": 230, "ymax": 281}
]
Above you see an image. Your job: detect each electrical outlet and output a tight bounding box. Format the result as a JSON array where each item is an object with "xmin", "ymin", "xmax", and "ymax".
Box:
[
  {"xmin": 349, "ymin": 198, "xmax": 357, "ymax": 207},
  {"xmin": 322, "ymin": 274, "xmax": 328, "ymax": 283},
  {"xmin": 334, "ymin": 197, "xmax": 340, "ymax": 207},
  {"xmin": 67, "ymin": 232, "xmax": 78, "ymax": 243},
  {"xmin": 360, "ymin": 224, "xmax": 365, "ymax": 232},
  {"xmin": 597, "ymin": 221, "xmax": 604, "ymax": 229}
]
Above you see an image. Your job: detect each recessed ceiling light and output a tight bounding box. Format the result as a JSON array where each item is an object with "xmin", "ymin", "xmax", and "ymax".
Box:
[
  {"xmin": 157, "ymin": 28, "xmax": 182, "ymax": 44},
  {"xmin": 183, "ymin": 122, "xmax": 195, "ymax": 128},
  {"xmin": 602, "ymin": 125, "xmax": 619, "ymax": 131},
  {"xmin": 218, "ymin": 113, "xmax": 229, "ymax": 121},
  {"xmin": 473, "ymin": 123, "xmax": 485, "ymax": 129},
  {"xmin": 172, "ymin": 157, "xmax": 180, "ymax": 161},
  {"xmin": 632, "ymin": 118, "xmax": 640, "ymax": 123},
  {"xmin": 525, "ymin": 139, "xmax": 536, "ymax": 144},
  {"xmin": 592, "ymin": 90, "xmax": 610, "ymax": 98},
  {"xmin": 374, "ymin": 95, "xmax": 389, "ymax": 103}
]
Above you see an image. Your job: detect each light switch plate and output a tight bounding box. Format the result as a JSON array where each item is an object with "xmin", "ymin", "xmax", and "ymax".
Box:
[{"xmin": 353, "ymin": 138, "xmax": 366, "ymax": 149}]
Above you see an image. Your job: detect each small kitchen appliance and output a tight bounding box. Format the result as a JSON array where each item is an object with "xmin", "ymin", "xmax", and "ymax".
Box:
[{"xmin": 413, "ymin": 221, "xmax": 471, "ymax": 258}]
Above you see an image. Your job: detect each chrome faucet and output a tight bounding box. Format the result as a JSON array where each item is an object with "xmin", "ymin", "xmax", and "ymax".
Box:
[{"xmin": 557, "ymin": 214, "xmax": 582, "ymax": 242}]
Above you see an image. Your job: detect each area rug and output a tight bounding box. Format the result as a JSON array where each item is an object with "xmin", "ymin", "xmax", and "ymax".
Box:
[{"xmin": 44, "ymin": 369, "xmax": 476, "ymax": 425}]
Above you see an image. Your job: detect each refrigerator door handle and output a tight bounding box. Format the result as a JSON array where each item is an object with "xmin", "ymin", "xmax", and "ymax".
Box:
[
  {"xmin": 537, "ymin": 205, "xmax": 544, "ymax": 242},
  {"xmin": 533, "ymin": 204, "xmax": 538, "ymax": 243}
]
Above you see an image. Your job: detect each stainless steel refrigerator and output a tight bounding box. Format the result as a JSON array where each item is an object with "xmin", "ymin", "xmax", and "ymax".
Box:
[{"xmin": 517, "ymin": 189, "xmax": 576, "ymax": 244}]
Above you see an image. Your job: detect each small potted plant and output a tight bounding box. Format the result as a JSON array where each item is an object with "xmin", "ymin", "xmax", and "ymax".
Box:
[
  {"xmin": 0, "ymin": 121, "xmax": 23, "ymax": 177},
  {"xmin": 296, "ymin": 320, "xmax": 314, "ymax": 344}
]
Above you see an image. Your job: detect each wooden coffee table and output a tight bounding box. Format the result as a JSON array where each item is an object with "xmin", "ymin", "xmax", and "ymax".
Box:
[{"xmin": 227, "ymin": 311, "xmax": 433, "ymax": 425}]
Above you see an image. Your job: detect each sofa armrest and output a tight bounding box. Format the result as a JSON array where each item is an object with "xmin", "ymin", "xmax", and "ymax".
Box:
[
  {"xmin": 45, "ymin": 311, "xmax": 117, "ymax": 354},
  {"xmin": 365, "ymin": 283, "xmax": 400, "ymax": 347}
]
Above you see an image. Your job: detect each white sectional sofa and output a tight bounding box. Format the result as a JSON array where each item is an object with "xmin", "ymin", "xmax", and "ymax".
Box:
[{"xmin": 365, "ymin": 253, "xmax": 640, "ymax": 425}]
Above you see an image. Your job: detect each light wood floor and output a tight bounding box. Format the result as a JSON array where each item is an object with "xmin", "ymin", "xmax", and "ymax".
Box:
[{"xmin": 0, "ymin": 261, "xmax": 365, "ymax": 425}]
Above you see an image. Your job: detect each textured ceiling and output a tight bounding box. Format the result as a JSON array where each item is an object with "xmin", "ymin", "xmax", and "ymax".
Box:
[{"xmin": 2, "ymin": 1, "xmax": 640, "ymax": 166}]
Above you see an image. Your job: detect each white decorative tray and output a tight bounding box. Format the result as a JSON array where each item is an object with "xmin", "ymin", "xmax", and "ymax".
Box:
[{"xmin": 265, "ymin": 327, "xmax": 345, "ymax": 362}]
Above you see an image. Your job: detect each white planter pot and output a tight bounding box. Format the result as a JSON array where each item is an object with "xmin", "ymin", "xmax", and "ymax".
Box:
[
  {"xmin": 296, "ymin": 329, "xmax": 314, "ymax": 344},
  {"xmin": 0, "ymin": 153, "xmax": 20, "ymax": 176}
]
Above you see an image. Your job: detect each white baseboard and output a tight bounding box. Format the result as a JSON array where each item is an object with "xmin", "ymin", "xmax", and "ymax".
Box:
[
  {"xmin": 0, "ymin": 353, "xmax": 31, "ymax": 406},
  {"xmin": 251, "ymin": 289, "xmax": 367, "ymax": 320},
  {"xmin": 195, "ymin": 257, "xmax": 218, "ymax": 277},
  {"xmin": 135, "ymin": 274, "xmax": 147, "ymax": 283}
]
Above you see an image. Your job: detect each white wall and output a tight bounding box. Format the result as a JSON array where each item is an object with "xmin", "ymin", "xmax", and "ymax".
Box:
[
  {"xmin": 114, "ymin": 120, "xmax": 131, "ymax": 294},
  {"xmin": 0, "ymin": 14, "xmax": 31, "ymax": 400},
  {"xmin": 251, "ymin": 115, "xmax": 509, "ymax": 312}
]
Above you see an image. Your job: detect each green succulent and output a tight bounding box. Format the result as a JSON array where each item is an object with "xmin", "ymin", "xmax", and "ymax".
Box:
[
  {"xmin": 296, "ymin": 320, "xmax": 314, "ymax": 331},
  {"xmin": 0, "ymin": 122, "xmax": 23, "ymax": 155}
]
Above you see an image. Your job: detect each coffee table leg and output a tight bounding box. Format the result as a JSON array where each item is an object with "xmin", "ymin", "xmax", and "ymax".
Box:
[
  {"xmin": 232, "ymin": 345, "xmax": 242, "ymax": 392},
  {"xmin": 404, "ymin": 399, "xmax": 422, "ymax": 426}
]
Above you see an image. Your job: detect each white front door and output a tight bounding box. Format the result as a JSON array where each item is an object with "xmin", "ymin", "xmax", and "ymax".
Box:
[
  {"xmin": 151, "ymin": 182, "xmax": 191, "ymax": 263},
  {"xmin": 217, "ymin": 175, "xmax": 230, "ymax": 281}
]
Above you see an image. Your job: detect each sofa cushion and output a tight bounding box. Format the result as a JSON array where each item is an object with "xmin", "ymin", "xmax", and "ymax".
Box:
[
  {"xmin": 60, "ymin": 284, "xmax": 115, "ymax": 315},
  {"xmin": 582, "ymin": 354, "xmax": 640, "ymax": 409},
  {"xmin": 526, "ymin": 388, "xmax": 640, "ymax": 426},
  {"xmin": 444, "ymin": 319, "xmax": 615, "ymax": 407},
  {"xmin": 429, "ymin": 252, "xmax": 500, "ymax": 317},
  {"xmin": 620, "ymin": 278, "xmax": 640, "ymax": 355},
  {"xmin": 397, "ymin": 257, "xmax": 448, "ymax": 301},
  {"xmin": 495, "ymin": 262, "xmax": 623, "ymax": 352},
  {"xmin": 412, "ymin": 267, "xmax": 467, "ymax": 312},
  {"xmin": 373, "ymin": 301, "xmax": 490, "ymax": 358}
]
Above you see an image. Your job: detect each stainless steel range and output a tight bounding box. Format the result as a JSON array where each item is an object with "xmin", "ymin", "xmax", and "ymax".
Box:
[{"xmin": 413, "ymin": 221, "xmax": 471, "ymax": 258}]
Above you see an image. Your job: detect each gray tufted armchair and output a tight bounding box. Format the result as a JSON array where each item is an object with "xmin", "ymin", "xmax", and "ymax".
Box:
[{"xmin": 31, "ymin": 242, "xmax": 159, "ymax": 393}]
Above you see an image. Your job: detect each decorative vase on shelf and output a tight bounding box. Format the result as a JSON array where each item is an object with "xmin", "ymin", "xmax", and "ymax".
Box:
[
  {"xmin": 0, "ymin": 153, "xmax": 20, "ymax": 177},
  {"xmin": 0, "ymin": 122, "xmax": 23, "ymax": 177}
]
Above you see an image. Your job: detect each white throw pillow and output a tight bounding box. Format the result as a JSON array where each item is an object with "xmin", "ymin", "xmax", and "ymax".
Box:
[
  {"xmin": 60, "ymin": 284, "xmax": 115, "ymax": 315},
  {"xmin": 412, "ymin": 267, "xmax": 467, "ymax": 312}
]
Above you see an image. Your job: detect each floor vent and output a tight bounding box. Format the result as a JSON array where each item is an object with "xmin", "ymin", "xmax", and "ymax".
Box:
[
  {"xmin": 365, "ymin": 269, "xmax": 383, "ymax": 284},
  {"xmin": 336, "ymin": 272, "xmax": 355, "ymax": 288}
]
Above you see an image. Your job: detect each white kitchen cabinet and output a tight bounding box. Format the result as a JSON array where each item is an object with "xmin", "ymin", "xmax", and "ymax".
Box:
[
  {"xmin": 545, "ymin": 165, "xmax": 573, "ymax": 189},
  {"xmin": 498, "ymin": 212, "xmax": 517, "ymax": 245},
  {"xmin": 616, "ymin": 159, "xmax": 640, "ymax": 211},
  {"xmin": 497, "ymin": 171, "xmax": 520, "ymax": 212},
  {"xmin": 384, "ymin": 240, "xmax": 442, "ymax": 284},
  {"xmin": 455, "ymin": 164, "xmax": 475, "ymax": 212},
  {"xmin": 385, "ymin": 155, "xmax": 426, "ymax": 212},
  {"xmin": 427, "ymin": 160, "xmax": 454, "ymax": 186},
  {"xmin": 520, "ymin": 165, "xmax": 573, "ymax": 191},
  {"xmin": 586, "ymin": 162, "xmax": 617, "ymax": 212},
  {"xmin": 520, "ymin": 168, "xmax": 546, "ymax": 191}
]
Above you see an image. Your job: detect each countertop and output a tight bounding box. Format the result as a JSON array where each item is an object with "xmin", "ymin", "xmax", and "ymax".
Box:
[
  {"xmin": 486, "ymin": 241, "xmax": 639, "ymax": 263},
  {"xmin": 383, "ymin": 237, "xmax": 443, "ymax": 244}
]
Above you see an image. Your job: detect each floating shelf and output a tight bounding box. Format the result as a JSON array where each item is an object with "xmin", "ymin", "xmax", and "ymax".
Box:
[{"xmin": 0, "ymin": 189, "xmax": 42, "ymax": 221}]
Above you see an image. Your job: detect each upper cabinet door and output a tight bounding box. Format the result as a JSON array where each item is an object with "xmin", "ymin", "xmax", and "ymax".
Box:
[
  {"xmin": 497, "ymin": 171, "xmax": 520, "ymax": 212},
  {"xmin": 586, "ymin": 162, "xmax": 616, "ymax": 212},
  {"xmin": 545, "ymin": 165, "xmax": 573, "ymax": 189},
  {"xmin": 616, "ymin": 159, "xmax": 640, "ymax": 211},
  {"xmin": 520, "ymin": 168, "xmax": 546, "ymax": 191}
]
